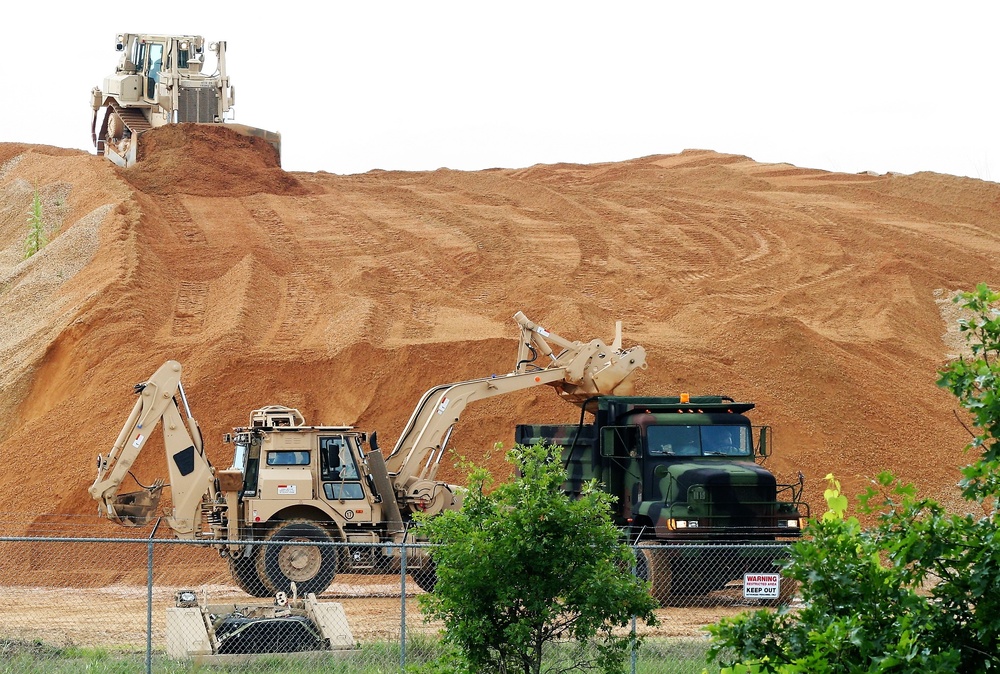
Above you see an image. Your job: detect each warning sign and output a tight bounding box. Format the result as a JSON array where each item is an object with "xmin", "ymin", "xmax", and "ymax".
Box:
[{"xmin": 743, "ymin": 573, "xmax": 780, "ymax": 599}]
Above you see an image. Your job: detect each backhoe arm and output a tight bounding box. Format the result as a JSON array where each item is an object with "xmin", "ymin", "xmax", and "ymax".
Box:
[
  {"xmin": 383, "ymin": 312, "xmax": 647, "ymax": 515},
  {"xmin": 513, "ymin": 311, "xmax": 647, "ymax": 403},
  {"xmin": 88, "ymin": 360, "xmax": 216, "ymax": 538}
]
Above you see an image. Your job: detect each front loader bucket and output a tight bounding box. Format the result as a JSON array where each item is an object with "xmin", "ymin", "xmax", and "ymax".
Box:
[{"xmin": 108, "ymin": 484, "xmax": 163, "ymax": 526}]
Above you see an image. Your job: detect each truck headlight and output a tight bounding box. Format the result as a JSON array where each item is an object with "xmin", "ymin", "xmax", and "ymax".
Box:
[{"xmin": 669, "ymin": 519, "xmax": 699, "ymax": 529}]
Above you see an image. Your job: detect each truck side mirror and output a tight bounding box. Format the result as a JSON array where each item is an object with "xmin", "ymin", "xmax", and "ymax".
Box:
[{"xmin": 757, "ymin": 426, "xmax": 770, "ymax": 457}]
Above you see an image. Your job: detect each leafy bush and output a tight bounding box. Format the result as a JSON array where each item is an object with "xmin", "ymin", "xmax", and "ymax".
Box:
[
  {"xmin": 706, "ymin": 284, "xmax": 1000, "ymax": 673},
  {"xmin": 415, "ymin": 442, "xmax": 659, "ymax": 674}
]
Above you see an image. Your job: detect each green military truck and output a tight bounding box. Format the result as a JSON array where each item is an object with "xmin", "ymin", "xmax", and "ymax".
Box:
[{"xmin": 515, "ymin": 395, "xmax": 808, "ymax": 605}]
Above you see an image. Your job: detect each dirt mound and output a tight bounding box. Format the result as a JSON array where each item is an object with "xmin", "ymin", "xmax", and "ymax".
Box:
[
  {"xmin": 126, "ymin": 123, "xmax": 307, "ymax": 196},
  {"xmin": 1, "ymin": 137, "xmax": 999, "ymax": 555}
]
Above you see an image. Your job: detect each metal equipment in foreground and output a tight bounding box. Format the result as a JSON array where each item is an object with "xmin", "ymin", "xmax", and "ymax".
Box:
[{"xmin": 166, "ymin": 587, "xmax": 354, "ymax": 659}]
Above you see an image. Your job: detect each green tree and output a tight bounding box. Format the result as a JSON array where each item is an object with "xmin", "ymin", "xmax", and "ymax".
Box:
[
  {"xmin": 24, "ymin": 186, "xmax": 48, "ymax": 259},
  {"xmin": 706, "ymin": 284, "xmax": 1000, "ymax": 674},
  {"xmin": 416, "ymin": 442, "xmax": 658, "ymax": 674}
]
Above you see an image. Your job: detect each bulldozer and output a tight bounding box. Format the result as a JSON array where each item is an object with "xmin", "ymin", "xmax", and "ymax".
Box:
[
  {"xmin": 89, "ymin": 312, "xmax": 648, "ymax": 597},
  {"xmin": 90, "ymin": 33, "xmax": 281, "ymax": 167}
]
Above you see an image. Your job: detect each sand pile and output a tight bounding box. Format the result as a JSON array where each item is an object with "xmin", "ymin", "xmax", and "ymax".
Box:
[
  {"xmin": 128, "ymin": 123, "xmax": 306, "ymax": 196},
  {"xmin": 1, "ymin": 133, "xmax": 999, "ymax": 549}
]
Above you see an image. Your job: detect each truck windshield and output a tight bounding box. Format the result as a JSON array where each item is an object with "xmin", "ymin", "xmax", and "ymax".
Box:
[{"xmin": 647, "ymin": 425, "xmax": 750, "ymax": 457}]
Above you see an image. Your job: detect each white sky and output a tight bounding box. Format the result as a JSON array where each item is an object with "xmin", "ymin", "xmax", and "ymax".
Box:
[{"xmin": 3, "ymin": 2, "xmax": 998, "ymax": 180}]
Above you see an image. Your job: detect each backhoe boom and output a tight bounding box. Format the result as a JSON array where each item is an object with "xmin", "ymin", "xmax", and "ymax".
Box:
[{"xmin": 89, "ymin": 360, "xmax": 216, "ymax": 537}]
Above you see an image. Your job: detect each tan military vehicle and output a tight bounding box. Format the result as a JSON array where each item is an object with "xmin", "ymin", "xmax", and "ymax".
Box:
[
  {"xmin": 89, "ymin": 312, "xmax": 647, "ymax": 596},
  {"xmin": 90, "ymin": 33, "xmax": 281, "ymax": 167}
]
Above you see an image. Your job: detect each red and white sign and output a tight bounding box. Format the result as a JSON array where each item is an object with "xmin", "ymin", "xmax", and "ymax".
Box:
[
  {"xmin": 743, "ymin": 573, "xmax": 780, "ymax": 599},
  {"xmin": 277, "ymin": 484, "xmax": 296, "ymax": 496}
]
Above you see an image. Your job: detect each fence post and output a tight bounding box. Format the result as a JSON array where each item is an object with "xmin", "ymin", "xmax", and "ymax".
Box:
[
  {"xmin": 631, "ymin": 545, "xmax": 638, "ymax": 674},
  {"xmin": 146, "ymin": 519, "xmax": 161, "ymax": 674},
  {"xmin": 400, "ymin": 542, "xmax": 407, "ymax": 671}
]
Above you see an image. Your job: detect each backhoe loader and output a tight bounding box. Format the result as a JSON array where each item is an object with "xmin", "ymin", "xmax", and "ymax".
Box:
[{"xmin": 89, "ymin": 312, "xmax": 647, "ymax": 597}]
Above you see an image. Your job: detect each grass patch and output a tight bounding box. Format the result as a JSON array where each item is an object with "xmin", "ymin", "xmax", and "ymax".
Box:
[{"xmin": 0, "ymin": 635, "xmax": 716, "ymax": 673}]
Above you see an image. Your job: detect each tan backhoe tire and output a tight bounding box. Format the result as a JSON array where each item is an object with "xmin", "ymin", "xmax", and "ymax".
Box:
[
  {"xmin": 256, "ymin": 519, "xmax": 338, "ymax": 596},
  {"xmin": 643, "ymin": 546, "xmax": 675, "ymax": 606},
  {"xmin": 228, "ymin": 548, "xmax": 270, "ymax": 598}
]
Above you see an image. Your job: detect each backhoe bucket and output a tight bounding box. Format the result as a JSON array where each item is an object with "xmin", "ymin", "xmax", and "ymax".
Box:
[{"xmin": 109, "ymin": 484, "xmax": 163, "ymax": 526}]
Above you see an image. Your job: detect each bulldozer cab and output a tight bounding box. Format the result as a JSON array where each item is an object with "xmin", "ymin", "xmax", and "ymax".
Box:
[{"xmin": 144, "ymin": 43, "xmax": 163, "ymax": 101}]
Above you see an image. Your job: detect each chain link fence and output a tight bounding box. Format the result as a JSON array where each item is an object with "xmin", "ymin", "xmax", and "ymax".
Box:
[{"xmin": 0, "ymin": 524, "xmax": 797, "ymax": 673}]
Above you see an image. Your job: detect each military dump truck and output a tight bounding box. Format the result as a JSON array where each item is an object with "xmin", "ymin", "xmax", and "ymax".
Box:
[
  {"xmin": 90, "ymin": 33, "xmax": 281, "ymax": 167},
  {"xmin": 89, "ymin": 312, "xmax": 646, "ymax": 598},
  {"xmin": 516, "ymin": 394, "xmax": 809, "ymax": 604}
]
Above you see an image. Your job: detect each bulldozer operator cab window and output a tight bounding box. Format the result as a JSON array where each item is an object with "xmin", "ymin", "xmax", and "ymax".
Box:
[
  {"xmin": 144, "ymin": 42, "xmax": 164, "ymax": 100},
  {"xmin": 320, "ymin": 437, "xmax": 363, "ymax": 500}
]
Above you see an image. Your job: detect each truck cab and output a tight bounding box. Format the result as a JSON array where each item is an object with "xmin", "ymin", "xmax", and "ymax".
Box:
[{"xmin": 516, "ymin": 395, "xmax": 807, "ymax": 542}]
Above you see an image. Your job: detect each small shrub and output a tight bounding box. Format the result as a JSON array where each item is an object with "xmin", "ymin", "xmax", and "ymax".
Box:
[{"xmin": 24, "ymin": 187, "xmax": 48, "ymax": 259}]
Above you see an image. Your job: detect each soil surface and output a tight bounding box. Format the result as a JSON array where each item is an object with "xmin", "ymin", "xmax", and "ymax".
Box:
[{"xmin": 2, "ymin": 127, "xmax": 999, "ymax": 582}]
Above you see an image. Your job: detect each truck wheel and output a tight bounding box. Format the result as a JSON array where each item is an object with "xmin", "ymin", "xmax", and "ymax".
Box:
[
  {"xmin": 633, "ymin": 548, "xmax": 650, "ymax": 582},
  {"xmin": 643, "ymin": 547, "xmax": 675, "ymax": 605},
  {"xmin": 410, "ymin": 562, "xmax": 437, "ymax": 593},
  {"xmin": 228, "ymin": 548, "xmax": 270, "ymax": 598},
  {"xmin": 257, "ymin": 519, "xmax": 337, "ymax": 596}
]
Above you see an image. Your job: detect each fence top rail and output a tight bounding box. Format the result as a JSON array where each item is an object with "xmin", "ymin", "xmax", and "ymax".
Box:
[{"xmin": 0, "ymin": 535, "xmax": 793, "ymax": 553}]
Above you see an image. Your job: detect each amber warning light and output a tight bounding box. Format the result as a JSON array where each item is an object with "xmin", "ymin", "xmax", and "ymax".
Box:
[{"xmin": 680, "ymin": 392, "xmax": 690, "ymax": 403}]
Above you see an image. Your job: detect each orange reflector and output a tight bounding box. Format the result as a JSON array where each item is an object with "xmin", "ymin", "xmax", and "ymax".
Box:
[
  {"xmin": 680, "ymin": 392, "xmax": 690, "ymax": 403},
  {"xmin": 535, "ymin": 376, "xmax": 541, "ymax": 382}
]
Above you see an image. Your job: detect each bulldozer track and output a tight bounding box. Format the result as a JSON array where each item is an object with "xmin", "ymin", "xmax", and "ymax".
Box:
[
  {"xmin": 111, "ymin": 104, "xmax": 153, "ymax": 135},
  {"xmin": 172, "ymin": 281, "xmax": 208, "ymax": 337},
  {"xmin": 241, "ymin": 196, "xmax": 299, "ymax": 252},
  {"xmin": 270, "ymin": 271, "xmax": 317, "ymax": 348},
  {"xmin": 158, "ymin": 198, "xmax": 208, "ymax": 245}
]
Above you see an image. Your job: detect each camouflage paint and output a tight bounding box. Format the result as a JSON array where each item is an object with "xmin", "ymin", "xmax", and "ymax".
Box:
[{"xmin": 515, "ymin": 395, "xmax": 807, "ymax": 542}]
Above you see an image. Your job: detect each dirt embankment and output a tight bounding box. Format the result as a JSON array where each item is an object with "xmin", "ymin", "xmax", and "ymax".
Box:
[{"xmin": 1, "ymin": 130, "xmax": 999, "ymax": 560}]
